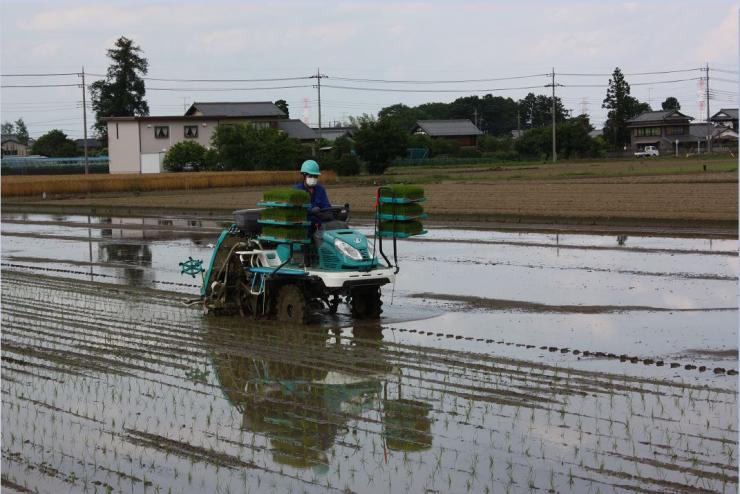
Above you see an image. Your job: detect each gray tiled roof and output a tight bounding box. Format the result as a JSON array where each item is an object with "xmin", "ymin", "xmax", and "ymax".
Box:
[
  {"xmin": 277, "ymin": 119, "xmax": 317, "ymax": 140},
  {"xmin": 414, "ymin": 119, "xmax": 483, "ymax": 136},
  {"xmin": 626, "ymin": 110, "xmax": 693, "ymax": 125},
  {"xmin": 711, "ymin": 108, "xmax": 738, "ymax": 121},
  {"xmin": 313, "ymin": 127, "xmax": 354, "ymax": 141},
  {"xmin": 185, "ymin": 101, "xmax": 286, "ymax": 118}
]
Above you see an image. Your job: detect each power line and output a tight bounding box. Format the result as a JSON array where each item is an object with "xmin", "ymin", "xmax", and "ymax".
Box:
[
  {"xmin": 562, "ymin": 77, "xmax": 702, "ymax": 88},
  {"xmin": 557, "ymin": 68, "xmax": 701, "ymax": 77},
  {"xmin": 1, "ymin": 83, "xmax": 80, "ymax": 88},
  {"xmin": 322, "ymin": 83, "xmax": 546, "ymax": 93},
  {"xmin": 126, "ymin": 84, "xmax": 312, "ymax": 92},
  {"xmin": 1, "ymin": 72, "xmax": 79, "ymax": 77},
  {"xmin": 331, "ymin": 73, "xmax": 549, "ymax": 84},
  {"xmin": 86, "ymin": 72, "xmax": 311, "ymax": 83}
]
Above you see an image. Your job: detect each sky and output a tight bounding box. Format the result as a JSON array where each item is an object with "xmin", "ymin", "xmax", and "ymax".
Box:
[{"xmin": 1, "ymin": 0, "xmax": 738, "ymax": 140}]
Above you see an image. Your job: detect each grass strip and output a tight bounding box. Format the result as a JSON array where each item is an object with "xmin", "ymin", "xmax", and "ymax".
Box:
[
  {"xmin": 378, "ymin": 220, "xmax": 424, "ymax": 236},
  {"xmin": 378, "ymin": 202, "xmax": 424, "ymax": 217}
]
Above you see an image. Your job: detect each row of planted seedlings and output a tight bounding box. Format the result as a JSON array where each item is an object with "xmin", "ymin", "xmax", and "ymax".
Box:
[{"xmin": 2, "ymin": 270, "xmax": 737, "ymax": 493}]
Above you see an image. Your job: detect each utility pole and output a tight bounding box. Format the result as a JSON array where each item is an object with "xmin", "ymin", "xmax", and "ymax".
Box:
[
  {"xmin": 473, "ymin": 108, "xmax": 478, "ymax": 128},
  {"xmin": 705, "ymin": 62, "xmax": 712, "ymax": 153},
  {"xmin": 80, "ymin": 66, "xmax": 88, "ymax": 175},
  {"xmin": 310, "ymin": 68, "xmax": 327, "ymax": 141},
  {"xmin": 544, "ymin": 68, "xmax": 562, "ymax": 163}
]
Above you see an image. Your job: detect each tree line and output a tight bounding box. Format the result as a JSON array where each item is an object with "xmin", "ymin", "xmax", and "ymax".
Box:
[{"xmin": 5, "ymin": 35, "xmax": 686, "ymax": 171}]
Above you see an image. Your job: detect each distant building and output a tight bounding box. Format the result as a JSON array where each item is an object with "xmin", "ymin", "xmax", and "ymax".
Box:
[
  {"xmin": 588, "ymin": 128, "xmax": 604, "ymax": 139},
  {"xmin": 411, "ymin": 119, "xmax": 483, "ymax": 147},
  {"xmin": 710, "ymin": 108, "xmax": 738, "ymax": 132},
  {"xmin": 1, "ymin": 134, "xmax": 29, "ymax": 157},
  {"xmin": 313, "ymin": 126, "xmax": 355, "ymax": 142},
  {"xmin": 626, "ymin": 110, "xmax": 693, "ymax": 153},
  {"xmin": 689, "ymin": 123, "xmax": 738, "ymax": 151},
  {"xmin": 105, "ymin": 101, "xmax": 306, "ymax": 173}
]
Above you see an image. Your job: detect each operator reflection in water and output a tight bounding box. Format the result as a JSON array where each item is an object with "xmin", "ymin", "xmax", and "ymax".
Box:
[{"xmin": 293, "ymin": 159, "xmax": 331, "ymax": 228}]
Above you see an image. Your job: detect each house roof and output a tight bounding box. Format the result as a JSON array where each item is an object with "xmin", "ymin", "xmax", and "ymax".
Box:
[
  {"xmin": 185, "ymin": 101, "xmax": 286, "ymax": 118},
  {"xmin": 277, "ymin": 119, "xmax": 317, "ymax": 140},
  {"xmin": 710, "ymin": 108, "xmax": 738, "ymax": 121},
  {"xmin": 1, "ymin": 134, "xmax": 22, "ymax": 145},
  {"xmin": 313, "ymin": 126, "xmax": 354, "ymax": 141},
  {"xmin": 413, "ymin": 119, "xmax": 483, "ymax": 137},
  {"xmin": 75, "ymin": 138, "xmax": 102, "ymax": 148},
  {"xmin": 626, "ymin": 110, "xmax": 693, "ymax": 126}
]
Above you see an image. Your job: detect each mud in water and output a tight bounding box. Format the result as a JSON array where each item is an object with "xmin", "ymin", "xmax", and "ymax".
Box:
[{"xmin": 1, "ymin": 211, "xmax": 738, "ymax": 493}]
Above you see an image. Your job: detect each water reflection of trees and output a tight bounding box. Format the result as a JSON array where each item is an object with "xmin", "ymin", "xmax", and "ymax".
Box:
[{"xmin": 205, "ymin": 321, "xmax": 433, "ymax": 469}]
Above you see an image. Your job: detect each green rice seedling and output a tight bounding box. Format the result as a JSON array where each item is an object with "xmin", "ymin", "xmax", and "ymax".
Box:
[
  {"xmin": 378, "ymin": 184, "xmax": 425, "ymax": 201},
  {"xmin": 263, "ymin": 188, "xmax": 310, "ymax": 206},
  {"xmin": 378, "ymin": 220, "xmax": 424, "ymax": 236},
  {"xmin": 261, "ymin": 225, "xmax": 309, "ymax": 241},
  {"xmin": 378, "ymin": 202, "xmax": 424, "ymax": 217},
  {"xmin": 260, "ymin": 207, "xmax": 308, "ymax": 223}
]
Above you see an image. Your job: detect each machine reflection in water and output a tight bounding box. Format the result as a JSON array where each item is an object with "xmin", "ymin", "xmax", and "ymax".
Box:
[{"xmin": 204, "ymin": 320, "xmax": 433, "ymax": 471}]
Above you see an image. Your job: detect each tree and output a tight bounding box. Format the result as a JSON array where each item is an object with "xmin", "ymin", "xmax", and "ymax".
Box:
[
  {"xmin": 90, "ymin": 36, "xmax": 149, "ymax": 138},
  {"xmin": 353, "ymin": 119, "xmax": 407, "ymax": 174},
  {"xmin": 163, "ymin": 141, "xmax": 207, "ymax": 172},
  {"xmin": 1, "ymin": 121, "xmax": 14, "ymax": 136},
  {"xmin": 602, "ymin": 67, "xmax": 651, "ymax": 150},
  {"xmin": 14, "ymin": 118, "xmax": 29, "ymax": 145},
  {"xmin": 661, "ymin": 97, "xmax": 681, "ymax": 110},
  {"xmin": 30, "ymin": 129, "xmax": 77, "ymax": 157},
  {"xmin": 210, "ymin": 123, "xmax": 305, "ymax": 171},
  {"xmin": 517, "ymin": 93, "xmax": 569, "ymax": 129},
  {"xmin": 274, "ymin": 99, "xmax": 289, "ymax": 117},
  {"xmin": 378, "ymin": 103, "xmax": 429, "ymax": 131},
  {"xmin": 515, "ymin": 115, "xmax": 603, "ymax": 160}
]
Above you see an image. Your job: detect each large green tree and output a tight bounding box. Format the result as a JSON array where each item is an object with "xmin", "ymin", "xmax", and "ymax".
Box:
[
  {"xmin": 1, "ymin": 121, "xmax": 13, "ymax": 136},
  {"xmin": 515, "ymin": 115, "xmax": 602, "ymax": 160},
  {"xmin": 210, "ymin": 123, "xmax": 305, "ymax": 171},
  {"xmin": 602, "ymin": 67, "xmax": 651, "ymax": 150},
  {"xmin": 353, "ymin": 118, "xmax": 407, "ymax": 174},
  {"xmin": 517, "ymin": 93, "xmax": 569, "ymax": 129},
  {"xmin": 163, "ymin": 141, "xmax": 207, "ymax": 172},
  {"xmin": 14, "ymin": 119, "xmax": 29, "ymax": 145},
  {"xmin": 274, "ymin": 99, "xmax": 289, "ymax": 117},
  {"xmin": 661, "ymin": 97, "xmax": 681, "ymax": 110},
  {"xmin": 30, "ymin": 129, "xmax": 78, "ymax": 157},
  {"xmin": 378, "ymin": 103, "xmax": 429, "ymax": 131},
  {"xmin": 90, "ymin": 36, "xmax": 149, "ymax": 138}
]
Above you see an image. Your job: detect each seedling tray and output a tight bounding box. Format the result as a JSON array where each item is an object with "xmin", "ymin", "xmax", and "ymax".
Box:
[
  {"xmin": 376, "ymin": 213, "xmax": 428, "ymax": 221},
  {"xmin": 258, "ymin": 201, "xmax": 311, "ymax": 209}
]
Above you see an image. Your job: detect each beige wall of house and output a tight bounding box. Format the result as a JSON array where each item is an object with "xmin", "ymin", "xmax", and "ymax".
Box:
[
  {"xmin": 138, "ymin": 120, "xmax": 218, "ymax": 154},
  {"xmin": 107, "ymin": 121, "xmax": 141, "ymax": 173},
  {"xmin": 1, "ymin": 141, "xmax": 29, "ymax": 156}
]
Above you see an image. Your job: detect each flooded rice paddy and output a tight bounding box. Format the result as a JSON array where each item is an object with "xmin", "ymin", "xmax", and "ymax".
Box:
[{"xmin": 1, "ymin": 211, "xmax": 738, "ymax": 493}]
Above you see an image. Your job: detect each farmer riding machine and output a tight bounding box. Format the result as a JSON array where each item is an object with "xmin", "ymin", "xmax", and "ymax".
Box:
[{"xmin": 180, "ymin": 185, "xmax": 426, "ymax": 324}]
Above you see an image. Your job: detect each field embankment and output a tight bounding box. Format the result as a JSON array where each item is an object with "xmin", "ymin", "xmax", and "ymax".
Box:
[{"xmin": 1, "ymin": 170, "xmax": 337, "ymax": 197}]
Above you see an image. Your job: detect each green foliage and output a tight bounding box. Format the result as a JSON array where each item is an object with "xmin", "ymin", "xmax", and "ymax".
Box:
[
  {"xmin": 457, "ymin": 147, "xmax": 482, "ymax": 158},
  {"xmin": 90, "ymin": 36, "xmax": 149, "ymax": 138},
  {"xmin": 407, "ymin": 133, "xmax": 432, "ymax": 150},
  {"xmin": 602, "ymin": 67, "xmax": 651, "ymax": 150},
  {"xmin": 1, "ymin": 121, "xmax": 13, "ymax": 136},
  {"xmin": 517, "ymin": 93, "xmax": 569, "ymax": 129},
  {"xmin": 378, "ymin": 220, "xmax": 424, "ymax": 236},
  {"xmin": 14, "ymin": 119, "xmax": 29, "ymax": 145},
  {"xmin": 661, "ymin": 97, "xmax": 681, "ymax": 110},
  {"xmin": 210, "ymin": 123, "xmax": 306, "ymax": 171},
  {"xmin": 379, "ymin": 184, "xmax": 424, "ymax": 200},
  {"xmin": 30, "ymin": 129, "xmax": 78, "ymax": 157},
  {"xmin": 354, "ymin": 119, "xmax": 408, "ymax": 175},
  {"xmin": 263, "ymin": 188, "xmax": 310, "ymax": 206},
  {"xmin": 260, "ymin": 207, "xmax": 307, "ymax": 223},
  {"xmin": 378, "ymin": 103, "xmax": 429, "ymax": 131},
  {"xmin": 479, "ymin": 135, "xmax": 514, "ymax": 153},
  {"xmin": 332, "ymin": 135, "xmax": 354, "ymax": 157},
  {"xmin": 261, "ymin": 225, "xmax": 309, "ymax": 241},
  {"xmin": 430, "ymin": 138, "xmax": 459, "ymax": 156},
  {"xmin": 334, "ymin": 154, "xmax": 360, "ymax": 176},
  {"xmin": 203, "ymin": 148, "xmax": 219, "ymax": 170},
  {"xmin": 163, "ymin": 141, "xmax": 207, "ymax": 172},
  {"xmin": 515, "ymin": 115, "xmax": 603, "ymax": 160},
  {"xmin": 274, "ymin": 99, "xmax": 289, "ymax": 117}
]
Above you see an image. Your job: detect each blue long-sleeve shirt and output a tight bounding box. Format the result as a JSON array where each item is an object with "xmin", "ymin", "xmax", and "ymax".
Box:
[{"xmin": 294, "ymin": 182, "xmax": 331, "ymax": 225}]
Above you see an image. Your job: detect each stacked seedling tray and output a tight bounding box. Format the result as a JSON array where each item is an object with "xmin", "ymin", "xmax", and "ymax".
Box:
[
  {"xmin": 257, "ymin": 188, "xmax": 311, "ymax": 244},
  {"xmin": 377, "ymin": 184, "xmax": 427, "ymax": 238}
]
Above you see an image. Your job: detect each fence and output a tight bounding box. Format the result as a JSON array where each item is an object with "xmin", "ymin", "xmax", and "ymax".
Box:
[{"xmin": 1, "ymin": 156, "xmax": 109, "ymax": 175}]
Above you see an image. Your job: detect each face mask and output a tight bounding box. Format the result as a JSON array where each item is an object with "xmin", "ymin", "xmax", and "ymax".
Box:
[{"xmin": 306, "ymin": 176, "xmax": 318, "ymax": 187}]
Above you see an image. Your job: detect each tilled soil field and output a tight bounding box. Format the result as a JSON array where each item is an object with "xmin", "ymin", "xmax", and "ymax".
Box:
[
  {"xmin": 5, "ymin": 172, "xmax": 737, "ymax": 229},
  {"xmin": 2, "ymin": 270, "xmax": 737, "ymax": 493}
]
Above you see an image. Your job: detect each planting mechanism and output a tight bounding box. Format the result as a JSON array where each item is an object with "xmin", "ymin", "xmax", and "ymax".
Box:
[{"xmin": 181, "ymin": 185, "xmax": 426, "ymax": 323}]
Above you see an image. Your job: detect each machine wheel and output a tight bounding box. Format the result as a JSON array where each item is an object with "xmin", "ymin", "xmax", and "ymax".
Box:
[
  {"xmin": 275, "ymin": 284, "xmax": 310, "ymax": 324},
  {"xmin": 350, "ymin": 286, "xmax": 383, "ymax": 320}
]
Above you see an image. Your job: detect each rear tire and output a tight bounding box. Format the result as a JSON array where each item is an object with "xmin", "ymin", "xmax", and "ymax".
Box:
[
  {"xmin": 350, "ymin": 286, "xmax": 383, "ymax": 320},
  {"xmin": 275, "ymin": 284, "xmax": 310, "ymax": 324}
]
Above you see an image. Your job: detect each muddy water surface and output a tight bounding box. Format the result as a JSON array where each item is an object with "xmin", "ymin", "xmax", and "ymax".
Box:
[{"xmin": 1, "ymin": 211, "xmax": 738, "ymax": 493}]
